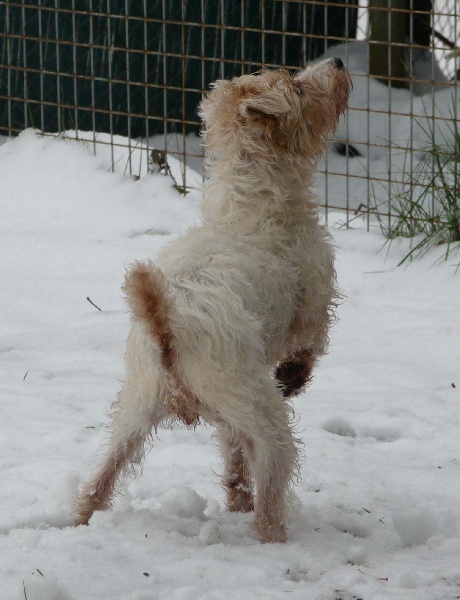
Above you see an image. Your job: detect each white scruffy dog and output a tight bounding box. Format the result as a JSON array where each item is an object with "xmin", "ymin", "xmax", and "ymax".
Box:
[{"xmin": 75, "ymin": 57, "xmax": 351, "ymax": 543}]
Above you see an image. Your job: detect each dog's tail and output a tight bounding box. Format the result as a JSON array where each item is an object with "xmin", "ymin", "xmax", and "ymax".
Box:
[
  {"xmin": 122, "ymin": 262, "xmax": 200, "ymax": 426},
  {"xmin": 122, "ymin": 261, "xmax": 177, "ymax": 373}
]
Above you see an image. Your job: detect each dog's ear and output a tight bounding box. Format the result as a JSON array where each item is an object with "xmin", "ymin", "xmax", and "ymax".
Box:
[
  {"xmin": 238, "ymin": 91, "xmax": 290, "ymax": 128},
  {"xmin": 199, "ymin": 74, "xmax": 295, "ymax": 155},
  {"xmin": 235, "ymin": 75, "xmax": 297, "ymax": 143}
]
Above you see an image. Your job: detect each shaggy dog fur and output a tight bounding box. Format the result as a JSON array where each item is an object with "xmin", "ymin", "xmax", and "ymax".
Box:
[{"xmin": 75, "ymin": 58, "xmax": 352, "ymax": 543}]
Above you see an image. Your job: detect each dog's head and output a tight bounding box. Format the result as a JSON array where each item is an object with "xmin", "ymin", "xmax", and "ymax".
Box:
[{"xmin": 199, "ymin": 58, "xmax": 352, "ymax": 164}]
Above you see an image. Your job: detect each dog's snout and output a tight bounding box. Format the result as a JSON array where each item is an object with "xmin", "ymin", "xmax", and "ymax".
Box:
[{"xmin": 331, "ymin": 57, "xmax": 344, "ymax": 70}]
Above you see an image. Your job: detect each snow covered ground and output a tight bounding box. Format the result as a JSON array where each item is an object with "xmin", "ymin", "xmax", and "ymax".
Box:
[{"xmin": 1, "ymin": 113, "xmax": 460, "ymax": 600}]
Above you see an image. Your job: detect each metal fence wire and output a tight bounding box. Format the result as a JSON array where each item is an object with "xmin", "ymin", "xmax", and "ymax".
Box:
[{"xmin": 1, "ymin": 1, "xmax": 459, "ymax": 226}]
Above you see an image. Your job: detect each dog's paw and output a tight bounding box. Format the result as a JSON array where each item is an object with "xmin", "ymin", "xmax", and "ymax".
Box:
[
  {"xmin": 275, "ymin": 360, "xmax": 310, "ymax": 398},
  {"xmin": 275, "ymin": 348, "xmax": 316, "ymax": 398},
  {"xmin": 253, "ymin": 518, "xmax": 287, "ymax": 543}
]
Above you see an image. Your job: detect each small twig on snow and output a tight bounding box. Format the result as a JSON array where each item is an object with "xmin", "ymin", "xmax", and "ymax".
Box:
[{"xmin": 86, "ymin": 297, "xmax": 102, "ymax": 312}]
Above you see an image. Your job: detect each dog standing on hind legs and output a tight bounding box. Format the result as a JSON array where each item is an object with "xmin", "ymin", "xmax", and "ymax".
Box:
[{"xmin": 75, "ymin": 57, "xmax": 351, "ymax": 543}]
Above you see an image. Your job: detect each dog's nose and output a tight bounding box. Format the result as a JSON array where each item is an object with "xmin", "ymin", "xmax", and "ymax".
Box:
[{"xmin": 331, "ymin": 57, "xmax": 344, "ymax": 70}]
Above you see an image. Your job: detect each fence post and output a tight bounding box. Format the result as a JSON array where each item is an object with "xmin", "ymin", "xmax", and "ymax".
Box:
[
  {"xmin": 411, "ymin": 0, "xmax": 432, "ymax": 47},
  {"xmin": 369, "ymin": 0, "xmax": 407, "ymax": 88}
]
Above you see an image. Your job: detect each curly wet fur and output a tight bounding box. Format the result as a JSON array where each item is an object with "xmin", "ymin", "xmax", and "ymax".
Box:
[{"xmin": 75, "ymin": 58, "xmax": 352, "ymax": 542}]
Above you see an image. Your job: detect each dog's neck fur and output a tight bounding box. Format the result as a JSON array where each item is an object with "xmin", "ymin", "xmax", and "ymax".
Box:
[{"xmin": 201, "ymin": 152, "xmax": 321, "ymax": 239}]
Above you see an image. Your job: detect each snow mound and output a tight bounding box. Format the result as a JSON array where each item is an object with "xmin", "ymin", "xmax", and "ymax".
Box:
[
  {"xmin": 160, "ymin": 487, "xmax": 208, "ymax": 521},
  {"xmin": 393, "ymin": 507, "xmax": 458, "ymax": 547}
]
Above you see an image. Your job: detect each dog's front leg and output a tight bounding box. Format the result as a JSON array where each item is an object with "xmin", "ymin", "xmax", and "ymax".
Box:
[
  {"xmin": 221, "ymin": 380, "xmax": 298, "ymax": 543},
  {"xmin": 248, "ymin": 401, "xmax": 298, "ymax": 544}
]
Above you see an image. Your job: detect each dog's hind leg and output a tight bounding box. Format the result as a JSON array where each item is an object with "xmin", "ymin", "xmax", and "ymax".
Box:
[
  {"xmin": 218, "ymin": 425, "xmax": 254, "ymax": 513},
  {"xmin": 75, "ymin": 326, "xmax": 169, "ymax": 526}
]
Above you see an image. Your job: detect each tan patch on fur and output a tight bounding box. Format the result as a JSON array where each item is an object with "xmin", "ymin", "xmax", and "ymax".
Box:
[
  {"xmin": 123, "ymin": 262, "xmax": 201, "ymax": 427},
  {"xmin": 123, "ymin": 262, "xmax": 175, "ymax": 372},
  {"xmin": 170, "ymin": 386, "xmax": 201, "ymax": 428},
  {"xmin": 223, "ymin": 443, "xmax": 254, "ymax": 513}
]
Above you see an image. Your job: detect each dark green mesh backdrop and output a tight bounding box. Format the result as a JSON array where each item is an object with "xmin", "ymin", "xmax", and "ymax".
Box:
[{"xmin": 0, "ymin": 1, "xmax": 357, "ymax": 137}]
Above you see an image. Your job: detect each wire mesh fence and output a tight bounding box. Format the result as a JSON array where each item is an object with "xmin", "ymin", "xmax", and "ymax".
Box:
[{"xmin": 1, "ymin": 1, "xmax": 459, "ymax": 229}]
